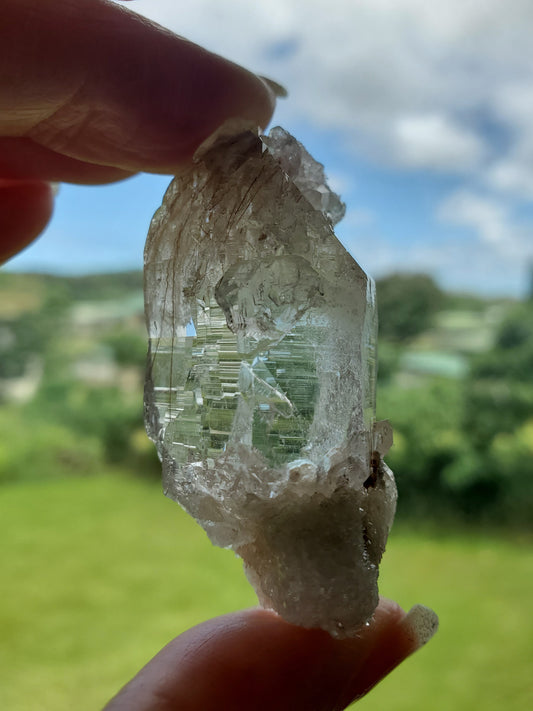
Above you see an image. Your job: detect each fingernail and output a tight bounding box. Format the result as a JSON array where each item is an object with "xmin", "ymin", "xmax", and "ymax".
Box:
[
  {"xmin": 259, "ymin": 75, "xmax": 289, "ymax": 99},
  {"xmin": 400, "ymin": 604, "xmax": 439, "ymax": 649}
]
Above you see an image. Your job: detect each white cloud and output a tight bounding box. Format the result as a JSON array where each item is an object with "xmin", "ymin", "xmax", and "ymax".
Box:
[
  {"xmin": 485, "ymin": 84, "xmax": 533, "ymax": 198},
  {"xmin": 488, "ymin": 160, "xmax": 533, "ymax": 200},
  {"xmin": 336, "ymin": 187, "xmax": 533, "ymax": 295},
  {"xmin": 321, "ymin": 168, "xmax": 357, "ymax": 198},
  {"xmin": 492, "ymin": 84, "xmax": 533, "ymax": 131},
  {"xmin": 119, "ymin": 1, "xmax": 533, "ymax": 296},
  {"xmin": 392, "ymin": 114, "xmax": 485, "ymax": 172},
  {"xmin": 437, "ymin": 191, "xmax": 510, "ymax": 246},
  {"xmin": 343, "ymin": 228, "xmax": 531, "ymax": 298},
  {"xmin": 437, "ymin": 189, "xmax": 533, "ymax": 266},
  {"xmin": 127, "ymin": 0, "xmax": 533, "ymax": 181}
]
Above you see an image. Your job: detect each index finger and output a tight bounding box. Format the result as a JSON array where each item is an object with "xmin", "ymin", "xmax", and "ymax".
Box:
[{"xmin": 2, "ymin": 0, "xmax": 275, "ymax": 174}]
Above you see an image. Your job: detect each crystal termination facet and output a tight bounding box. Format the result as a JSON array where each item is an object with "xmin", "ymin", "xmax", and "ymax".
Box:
[{"xmin": 144, "ymin": 126, "xmax": 397, "ymax": 637}]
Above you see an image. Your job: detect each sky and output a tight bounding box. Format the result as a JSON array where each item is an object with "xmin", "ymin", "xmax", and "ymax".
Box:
[{"xmin": 6, "ymin": 0, "xmax": 533, "ymax": 297}]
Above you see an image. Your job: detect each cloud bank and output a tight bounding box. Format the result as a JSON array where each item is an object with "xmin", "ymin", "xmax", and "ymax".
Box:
[{"xmin": 126, "ymin": 0, "xmax": 533, "ymax": 294}]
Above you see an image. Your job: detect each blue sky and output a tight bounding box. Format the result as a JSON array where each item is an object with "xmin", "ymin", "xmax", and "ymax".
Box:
[{"xmin": 6, "ymin": 0, "xmax": 533, "ymax": 297}]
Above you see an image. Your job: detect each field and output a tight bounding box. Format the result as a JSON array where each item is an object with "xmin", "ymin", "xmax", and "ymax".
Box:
[{"xmin": 1, "ymin": 474, "xmax": 532, "ymax": 711}]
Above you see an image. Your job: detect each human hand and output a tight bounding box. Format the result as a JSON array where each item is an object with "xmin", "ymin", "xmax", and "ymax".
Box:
[
  {"xmin": 1, "ymin": 0, "xmax": 275, "ymax": 263},
  {"xmin": 104, "ymin": 600, "xmax": 437, "ymax": 711}
]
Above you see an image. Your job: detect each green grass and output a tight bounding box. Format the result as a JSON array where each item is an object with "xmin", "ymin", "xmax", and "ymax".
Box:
[{"xmin": 1, "ymin": 475, "xmax": 532, "ymax": 711}]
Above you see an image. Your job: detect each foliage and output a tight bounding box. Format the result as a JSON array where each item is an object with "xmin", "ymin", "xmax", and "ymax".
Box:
[
  {"xmin": 378, "ymin": 380, "xmax": 466, "ymax": 517},
  {"xmin": 103, "ymin": 328, "xmax": 147, "ymax": 367},
  {"xmin": 0, "ymin": 269, "xmax": 143, "ymax": 304},
  {"xmin": 377, "ymin": 298, "xmax": 533, "ymax": 526},
  {"xmin": 376, "ymin": 341, "xmax": 401, "ymax": 384},
  {"xmin": 443, "ymin": 291, "xmax": 500, "ymax": 312},
  {"xmin": 376, "ymin": 273, "xmax": 444, "ymax": 342},
  {"xmin": 451, "ymin": 300, "xmax": 533, "ymax": 524},
  {"xmin": 33, "ymin": 376, "xmax": 157, "ymax": 472},
  {"xmin": 0, "ymin": 407, "xmax": 104, "ymax": 484},
  {"xmin": 1, "ymin": 270, "xmax": 531, "ymax": 527},
  {"xmin": 60, "ymin": 270, "xmax": 143, "ymax": 301},
  {"xmin": 0, "ymin": 287, "xmax": 69, "ymax": 379},
  {"xmin": 0, "ymin": 271, "xmax": 157, "ymax": 477}
]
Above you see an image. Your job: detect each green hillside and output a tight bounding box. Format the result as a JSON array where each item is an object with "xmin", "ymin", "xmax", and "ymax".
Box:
[{"xmin": 1, "ymin": 269, "xmax": 531, "ymax": 525}]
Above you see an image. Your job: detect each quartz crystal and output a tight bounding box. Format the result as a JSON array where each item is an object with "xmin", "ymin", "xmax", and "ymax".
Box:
[{"xmin": 144, "ymin": 125, "xmax": 397, "ymax": 637}]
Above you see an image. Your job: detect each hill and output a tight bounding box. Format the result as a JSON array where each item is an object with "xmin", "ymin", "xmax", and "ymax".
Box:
[{"xmin": 0, "ymin": 269, "xmax": 531, "ymax": 527}]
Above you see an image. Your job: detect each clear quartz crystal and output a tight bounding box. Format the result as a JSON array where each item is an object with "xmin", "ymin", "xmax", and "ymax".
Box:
[{"xmin": 144, "ymin": 125, "xmax": 397, "ymax": 637}]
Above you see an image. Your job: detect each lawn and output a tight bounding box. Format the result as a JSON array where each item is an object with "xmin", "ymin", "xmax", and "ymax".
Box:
[{"xmin": 1, "ymin": 474, "xmax": 532, "ymax": 711}]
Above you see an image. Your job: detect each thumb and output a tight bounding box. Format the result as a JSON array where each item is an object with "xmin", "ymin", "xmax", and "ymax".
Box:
[{"xmin": 104, "ymin": 600, "xmax": 438, "ymax": 711}]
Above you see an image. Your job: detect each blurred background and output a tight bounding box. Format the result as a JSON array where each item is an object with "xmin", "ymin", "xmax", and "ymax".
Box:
[{"xmin": 1, "ymin": 1, "xmax": 532, "ymax": 709}]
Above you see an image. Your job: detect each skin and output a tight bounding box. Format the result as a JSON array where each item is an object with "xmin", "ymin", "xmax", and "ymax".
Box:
[
  {"xmin": 1, "ymin": 0, "xmax": 274, "ymax": 261},
  {"xmin": 2, "ymin": 2, "xmax": 426, "ymax": 708},
  {"xmin": 104, "ymin": 601, "xmax": 419, "ymax": 711}
]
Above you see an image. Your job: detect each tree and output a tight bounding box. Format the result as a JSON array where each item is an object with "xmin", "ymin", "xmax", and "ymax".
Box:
[
  {"xmin": 376, "ymin": 273, "xmax": 444, "ymax": 342},
  {"xmin": 456, "ymin": 299, "xmax": 533, "ymax": 524},
  {"xmin": 464, "ymin": 300, "xmax": 533, "ymax": 446}
]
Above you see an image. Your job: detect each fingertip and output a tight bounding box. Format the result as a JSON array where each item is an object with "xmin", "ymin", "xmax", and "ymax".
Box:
[
  {"xmin": 0, "ymin": 180, "xmax": 54, "ymax": 264},
  {"xmin": 12, "ymin": 0, "xmax": 277, "ymax": 174},
  {"xmin": 105, "ymin": 601, "xmax": 427, "ymax": 711},
  {"xmin": 336, "ymin": 600, "xmax": 439, "ymax": 708},
  {"xmin": 259, "ymin": 75, "xmax": 289, "ymax": 100}
]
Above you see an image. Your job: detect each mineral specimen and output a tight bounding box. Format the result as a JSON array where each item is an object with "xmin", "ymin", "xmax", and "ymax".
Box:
[{"xmin": 144, "ymin": 125, "xmax": 397, "ymax": 637}]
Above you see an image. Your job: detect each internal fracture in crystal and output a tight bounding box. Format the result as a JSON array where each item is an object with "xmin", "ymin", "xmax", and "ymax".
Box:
[{"xmin": 144, "ymin": 125, "xmax": 397, "ymax": 637}]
